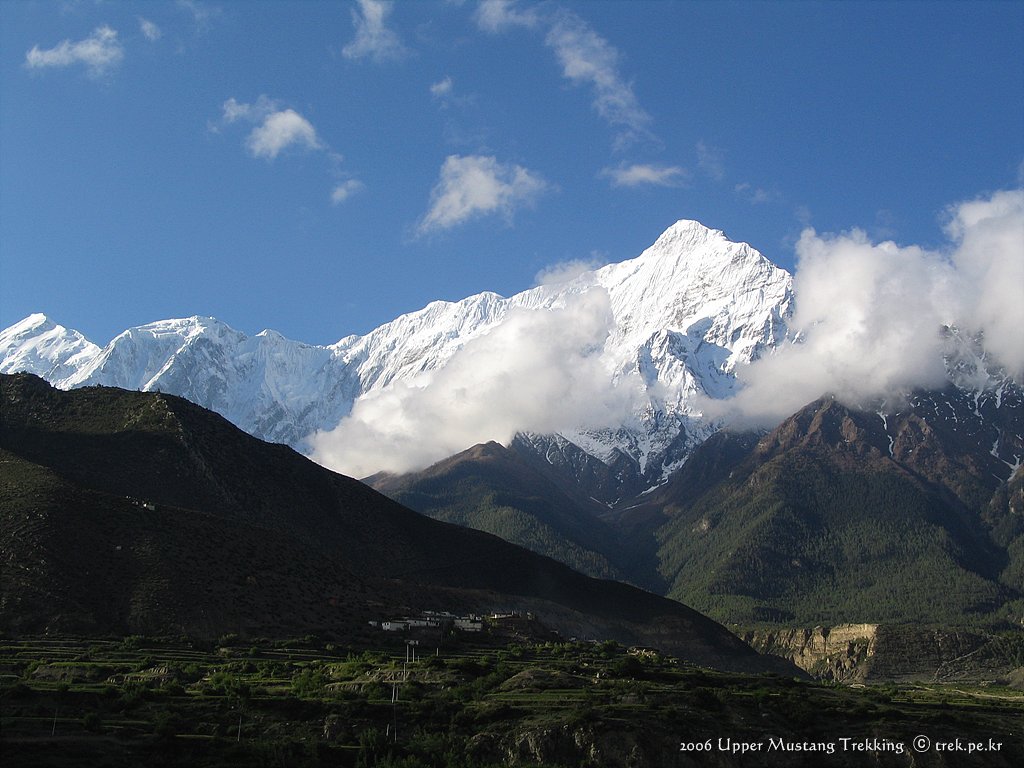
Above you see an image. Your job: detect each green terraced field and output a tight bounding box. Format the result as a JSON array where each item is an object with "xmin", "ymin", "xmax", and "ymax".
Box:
[{"xmin": 1, "ymin": 635, "xmax": 1022, "ymax": 767}]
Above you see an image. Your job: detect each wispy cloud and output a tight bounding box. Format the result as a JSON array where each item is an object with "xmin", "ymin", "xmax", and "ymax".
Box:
[
  {"xmin": 418, "ymin": 154, "xmax": 549, "ymax": 234},
  {"xmin": 220, "ymin": 97, "xmax": 324, "ymax": 160},
  {"xmin": 220, "ymin": 95, "xmax": 270, "ymax": 124},
  {"xmin": 177, "ymin": 0, "xmax": 219, "ymax": 32},
  {"xmin": 25, "ymin": 26, "xmax": 124, "ymax": 78},
  {"xmin": 869, "ymin": 208, "xmax": 899, "ymax": 240},
  {"xmin": 343, "ymin": 0, "xmax": 409, "ymax": 63},
  {"xmin": 473, "ymin": 4, "xmax": 652, "ymax": 146},
  {"xmin": 602, "ymin": 163, "xmax": 687, "ymax": 188},
  {"xmin": 544, "ymin": 10, "xmax": 651, "ymax": 144},
  {"xmin": 429, "ymin": 76, "xmax": 484, "ymax": 147},
  {"xmin": 331, "ymin": 179, "xmax": 365, "ymax": 204},
  {"xmin": 139, "ymin": 18, "xmax": 162, "ymax": 42},
  {"xmin": 430, "ymin": 76, "xmax": 455, "ymax": 99},
  {"xmin": 474, "ymin": 0, "xmax": 539, "ymax": 33},
  {"xmin": 696, "ymin": 140, "xmax": 725, "ymax": 181},
  {"xmin": 734, "ymin": 182, "xmax": 774, "ymax": 204}
]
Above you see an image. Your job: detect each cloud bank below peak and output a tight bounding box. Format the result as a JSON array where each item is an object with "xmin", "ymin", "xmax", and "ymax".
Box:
[
  {"xmin": 308, "ymin": 289, "xmax": 640, "ymax": 477},
  {"xmin": 705, "ymin": 187, "xmax": 1024, "ymax": 427},
  {"xmin": 945, "ymin": 188, "xmax": 1024, "ymax": 378}
]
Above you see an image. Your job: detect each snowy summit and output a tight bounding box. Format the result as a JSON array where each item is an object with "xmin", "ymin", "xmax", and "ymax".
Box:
[{"xmin": 1, "ymin": 221, "xmax": 791, "ymax": 486}]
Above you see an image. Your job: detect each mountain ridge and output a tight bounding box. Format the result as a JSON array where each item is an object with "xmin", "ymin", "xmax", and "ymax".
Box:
[
  {"xmin": 371, "ymin": 375, "xmax": 1023, "ymax": 629},
  {"xmin": 647, "ymin": 389, "xmax": 1024, "ymax": 627},
  {"xmin": 0, "ymin": 219, "xmax": 793, "ymax": 490}
]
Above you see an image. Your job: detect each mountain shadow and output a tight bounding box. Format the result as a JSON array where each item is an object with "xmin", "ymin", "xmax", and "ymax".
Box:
[
  {"xmin": 367, "ymin": 440, "xmax": 664, "ymax": 590},
  {"xmin": 0, "ymin": 373, "xmax": 791, "ymax": 674}
]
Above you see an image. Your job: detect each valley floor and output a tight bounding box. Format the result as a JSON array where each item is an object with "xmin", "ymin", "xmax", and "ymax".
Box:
[{"xmin": 1, "ymin": 635, "xmax": 1022, "ymax": 767}]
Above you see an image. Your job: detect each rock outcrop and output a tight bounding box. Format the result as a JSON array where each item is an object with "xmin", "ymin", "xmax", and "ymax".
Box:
[{"xmin": 745, "ymin": 624, "xmax": 1024, "ymax": 683}]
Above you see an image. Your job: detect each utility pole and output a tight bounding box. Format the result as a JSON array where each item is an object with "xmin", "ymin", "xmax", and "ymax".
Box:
[{"xmin": 390, "ymin": 681, "xmax": 399, "ymax": 742}]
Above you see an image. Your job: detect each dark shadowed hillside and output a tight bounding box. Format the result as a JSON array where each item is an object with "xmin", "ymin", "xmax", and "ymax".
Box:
[
  {"xmin": 0, "ymin": 373, "xmax": 790, "ymax": 674},
  {"xmin": 367, "ymin": 440, "xmax": 662, "ymax": 586}
]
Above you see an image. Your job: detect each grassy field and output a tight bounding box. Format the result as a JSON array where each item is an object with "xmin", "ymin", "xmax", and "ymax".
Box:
[{"xmin": 1, "ymin": 634, "xmax": 1022, "ymax": 767}]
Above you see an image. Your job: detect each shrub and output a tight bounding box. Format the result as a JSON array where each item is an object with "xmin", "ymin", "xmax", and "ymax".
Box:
[
  {"xmin": 153, "ymin": 710, "xmax": 181, "ymax": 740},
  {"xmin": 292, "ymin": 667, "xmax": 328, "ymax": 698},
  {"xmin": 610, "ymin": 655, "xmax": 645, "ymax": 679}
]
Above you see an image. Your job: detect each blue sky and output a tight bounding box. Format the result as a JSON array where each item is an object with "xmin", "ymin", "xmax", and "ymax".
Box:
[{"xmin": 2, "ymin": 0, "xmax": 1022, "ymax": 346}]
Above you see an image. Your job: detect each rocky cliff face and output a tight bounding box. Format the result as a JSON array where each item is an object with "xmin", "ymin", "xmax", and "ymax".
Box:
[
  {"xmin": 470, "ymin": 723, "xmax": 682, "ymax": 768},
  {"xmin": 744, "ymin": 625, "xmax": 878, "ymax": 682},
  {"xmin": 745, "ymin": 624, "xmax": 1024, "ymax": 683}
]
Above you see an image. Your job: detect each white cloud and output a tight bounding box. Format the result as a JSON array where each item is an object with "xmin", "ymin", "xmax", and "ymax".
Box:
[
  {"xmin": 944, "ymin": 188, "xmax": 1024, "ymax": 377},
  {"xmin": 473, "ymin": 4, "xmax": 651, "ymax": 144},
  {"xmin": 430, "ymin": 76, "xmax": 454, "ymax": 99},
  {"xmin": 139, "ymin": 18, "xmax": 162, "ymax": 42},
  {"xmin": 544, "ymin": 10, "xmax": 651, "ymax": 143},
  {"xmin": 734, "ymin": 182, "xmax": 774, "ymax": 204},
  {"xmin": 247, "ymin": 109, "xmax": 323, "ymax": 159},
  {"xmin": 25, "ymin": 26, "xmax": 124, "ymax": 77},
  {"xmin": 602, "ymin": 163, "xmax": 687, "ymax": 188},
  {"xmin": 220, "ymin": 96, "xmax": 265, "ymax": 124},
  {"xmin": 219, "ymin": 98, "xmax": 323, "ymax": 160},
  {"xmin": 534, "ymin": 258, "xmax": 602, "ymax": 286},
  {"xmin": 868, "ymin": 209, "xmax": 899, "ymax": 240},
  {"xmin": 343, "ymin": 0, "xmax": 409, "ymax": 63},
  {"xmin": 696, "ymin": 140, "xmax": 725, "ymax": 181},
  {"xmin": 308, "ymin": 289, "xmax": 642, "ymax": 476},
  {"xmin": 430, "ymin": 75, "xmax": 477, "ymax": 113},
  {"xmin": 712, "ymin": 232, "xmax": 958, "ymax": 426},
  {"xmin": 474, "ymin": 0, "xmax": 539, "ymax": 33},
  {"xmin": 331, "ymin": 179, "xmax": 365, "ymax": 204},
  {"xmin": 418, "ymin": 154, "xmax": 549, "ymax": 234},
  {"xmin": 177, "ymin": 0, "xmax": 219, "ymax": 31},
  {"xmin": 707, "ymin": 188, "xmax": 1024, "ymax": 426}
]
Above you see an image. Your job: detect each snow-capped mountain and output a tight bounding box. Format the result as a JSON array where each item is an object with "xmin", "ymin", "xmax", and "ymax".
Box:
[
  {"xmin": 0, "ymin": 314, "xmax": 100, "ymax": 383},
  {"xmin": 2, "ymin": 220, "xmax": 792, "ymax": 488}
]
